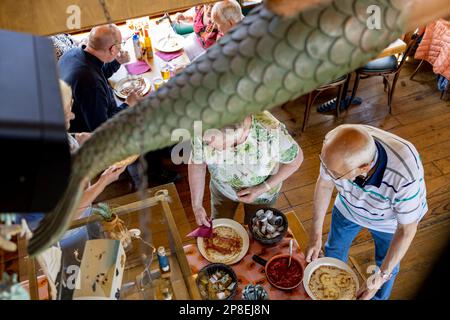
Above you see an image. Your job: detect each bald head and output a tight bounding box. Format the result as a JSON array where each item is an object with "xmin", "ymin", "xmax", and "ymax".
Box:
[
  {"xmin": 88, "ymin": 24, "xmax": 121, "ymax": 51},
  {"xmin": 321, "ymin": 125, "xmax": 376, "ymax": 178}
]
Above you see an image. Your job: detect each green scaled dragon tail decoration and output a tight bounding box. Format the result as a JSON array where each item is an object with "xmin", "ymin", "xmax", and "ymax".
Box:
[{"xmin": 28, "ymin": 0, "xmax": 407, "ymax": 255}]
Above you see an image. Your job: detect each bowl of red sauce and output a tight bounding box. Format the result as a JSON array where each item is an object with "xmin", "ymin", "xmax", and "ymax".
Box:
[{"xmin": 265, "ymin": 254, "xmax": 304, "ymax": 290}]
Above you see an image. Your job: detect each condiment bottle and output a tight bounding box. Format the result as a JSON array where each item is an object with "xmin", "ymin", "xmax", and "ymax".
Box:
[
  {"xmin": 157, "ymin": 246, "xmax": 171, "ymax": 274},
  {"xmin": 144, "ymin": 29, "xmax": 153, "ymax": 61},
  {"xmin": 132, "ymin": 33, "xmax": 142, "ymax": 61}
]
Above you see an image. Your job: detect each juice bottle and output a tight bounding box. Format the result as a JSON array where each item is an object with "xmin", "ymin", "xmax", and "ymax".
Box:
[{"xmin": 144, "ymin": 29, "xmax": 153, "ymax": 61}]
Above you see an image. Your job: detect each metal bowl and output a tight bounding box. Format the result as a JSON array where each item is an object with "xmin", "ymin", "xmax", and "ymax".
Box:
[{"xmin": 248, "ymin": 208, "xmax": 288, "ymax": 245}]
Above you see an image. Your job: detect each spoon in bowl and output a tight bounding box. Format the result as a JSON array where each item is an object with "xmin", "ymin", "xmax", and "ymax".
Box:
[{"xmin": 288, "ymin": 239, "xmax": 293, "ymax": 267}]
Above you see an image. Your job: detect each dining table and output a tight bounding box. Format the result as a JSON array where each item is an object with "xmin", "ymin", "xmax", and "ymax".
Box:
[
  {"xmin": 71, "ymin": 17, "xmax": 191, "ymax": 106},
  {"xmin": 183, "ymin": 210, "xmax": 313, "ymax": 300}
]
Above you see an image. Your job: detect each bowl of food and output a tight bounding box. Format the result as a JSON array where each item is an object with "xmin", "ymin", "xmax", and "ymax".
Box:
[
  {"xmin": 113, "ymin": 76, "xmax": 151, "ymax": 99},
  {"xmin": 303, "ymin": 257, "xmax": 359, "ymax": 300},
  {"xmin": 252, "ymin": 254, "xmax": 304, "ymax": 290},
  {"xmin": 248, "ymin": 208, "xmax": 288, "ymax": 245},
  {"xmin": 196, "ymin": 263, "xmax": 238, "ymax": 300}
]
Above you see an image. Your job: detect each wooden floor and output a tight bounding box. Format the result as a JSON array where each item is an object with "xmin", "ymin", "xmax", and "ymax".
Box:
[
  {"xmin": 1, "ymin": 59, "xmax": 448, "ymax": 299},
  {"xmin": 171, "ymin": 59, "xmax": 450, "ymax": 299}
]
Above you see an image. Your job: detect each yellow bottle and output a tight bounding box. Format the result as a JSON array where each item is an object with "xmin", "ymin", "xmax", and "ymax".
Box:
[{"xmin": 144, "ymin": 29, "xmax": 153, "ymax": 61}]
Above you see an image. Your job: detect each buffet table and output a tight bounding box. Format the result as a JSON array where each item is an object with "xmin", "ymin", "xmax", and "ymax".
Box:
[{"xmin": 184, "ymin": 210, "xmax": 312, "ymax": 300}]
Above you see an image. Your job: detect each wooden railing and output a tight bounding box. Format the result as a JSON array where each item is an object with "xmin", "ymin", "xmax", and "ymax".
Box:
[{"xmin": 0, "ymin": 0, "xmax": 215, "ymax": 36}]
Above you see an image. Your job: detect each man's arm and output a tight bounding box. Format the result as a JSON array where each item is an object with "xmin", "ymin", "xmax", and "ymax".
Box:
[
  {"xmin": 109, "ymin": 102, "xmax": 128, "ymax": 117},
  {"xmin": 381, "ymin": 222, "xmax": 417, "ymax": 274},
  {"xmin": 102, "ymin": 60, "xmax": 121, "ymax": 79},
  {"xmin": 75, "ymin": 83, "xmax": 109, "ymax": 131},
  {"xmin": 358, "ymin": 222, "xmax": 418, "ymax": 300},
  {"xmin": 84, "ymin": 83, "xmax": 128, "ymax": 123},
  {"xmin": 306, "ymin": 175, "xmax": 335, "ymax": 262},
  {"xmin": 358, "ymin": 176, "xmax": 424, "ymax": 299}
]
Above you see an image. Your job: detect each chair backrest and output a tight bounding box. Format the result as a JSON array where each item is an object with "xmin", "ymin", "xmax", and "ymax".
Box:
[{"xmin": 396, "ymin": 31, "xmax": 425, "ymax": 71}]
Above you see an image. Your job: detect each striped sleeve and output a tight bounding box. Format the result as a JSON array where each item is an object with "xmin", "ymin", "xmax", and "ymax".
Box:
[
  {"xmin": 393, "ymin": 179, "xmax": 423, "ymax": 225},
  {"xmin": 319, "ymin": 162, "xmax": 333, "ymax": 181}
]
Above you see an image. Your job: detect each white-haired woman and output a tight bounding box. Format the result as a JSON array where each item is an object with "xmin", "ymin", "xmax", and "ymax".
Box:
[
  {"xmin": 16, "ymin": 81, "xmax": 127, "ymax": 299},
  {"xmin": 188, "ymin": 111, "xmax": 303, "ymax": 227},
  {"xmin": 60, "ymin": 80, "xmax": 129, "ymax": 299},
  {"xmin": 181, "ymin": 0, "xmax": 244, "ymax": 61},
  {"xmin": 59, "ymin": 80, "xmax": 127, "ymax": 220}
]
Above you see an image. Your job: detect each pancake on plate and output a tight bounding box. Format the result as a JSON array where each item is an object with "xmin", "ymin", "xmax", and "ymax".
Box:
[
  {"xmin": 203, "ymin": 226, "xmax": 243, "ymax": 264},
  {"xmin": 308, "ymin": 265, "xmax": 357, "ymax": 300}
]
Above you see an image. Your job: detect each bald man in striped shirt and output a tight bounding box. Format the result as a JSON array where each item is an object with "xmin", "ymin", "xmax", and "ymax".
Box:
[{"xmin": 306, "ymin": 124, "xmax": 428, "ymax": 300}]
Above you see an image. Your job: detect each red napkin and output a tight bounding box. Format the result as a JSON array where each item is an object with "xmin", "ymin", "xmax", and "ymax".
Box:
[
  {"xmin": 155, "ymin": 49, "xmax": 184, "ymax": 61},
  {"xmin": 187, "ymin": 219, "xmax": 213, "ymax": 238},
  {"xmin": 125, "ymin": 61, "xmax": 151, "ymax": 75}
]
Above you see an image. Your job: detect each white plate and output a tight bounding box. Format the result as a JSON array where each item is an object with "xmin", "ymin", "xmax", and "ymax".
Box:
[
  {"xmin": 197, "ymin": 218, "xmax": 249, "ymax": 265},
  {"xmin": 154, "ymin": 34, "xmax": 185, "ymax": 52},
  {"xmin": 113, "ymin": 76, "xmax": 151, "ymax": 99},
  {"xmin": 303, "ymin": 257, "xmax": 360, "ymax": 300}
]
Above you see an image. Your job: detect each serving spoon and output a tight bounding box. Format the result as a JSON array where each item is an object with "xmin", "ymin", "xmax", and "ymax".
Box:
[{"xmin": 288, "ymin": 239, "xmax": 293, "ymax": 268}]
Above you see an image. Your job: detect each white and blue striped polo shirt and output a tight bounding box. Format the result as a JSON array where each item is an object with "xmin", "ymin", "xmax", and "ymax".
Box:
[{"xmin": 320, "ymin": 125, "xmax": 428, "ymax": 234}]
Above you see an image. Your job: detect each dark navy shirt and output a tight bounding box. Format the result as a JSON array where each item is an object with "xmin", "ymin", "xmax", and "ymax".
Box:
[{"xmin": 58, "ymin": 45, "xmax": 127, "ymax": 132}]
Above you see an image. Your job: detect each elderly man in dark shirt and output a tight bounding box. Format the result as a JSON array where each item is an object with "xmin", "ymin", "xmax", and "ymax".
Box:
[
  {"xmin": 59, "ymin": 24, "xmax": 140, "ymax": 132},
  {"xmin": 59, "ymin": 24, "xmax": 180, "ymax": 186}
]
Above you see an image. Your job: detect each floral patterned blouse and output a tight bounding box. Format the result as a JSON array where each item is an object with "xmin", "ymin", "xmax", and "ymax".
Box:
[
  {"xmin": 193, "ymin": 5, "xmax": 221, "ymax": 49},
  {"xmin": 51, "ymin": 34, "xmax": 79, "ymax": 60},
  {"xmin": 192, "ymin": 111, "xmax": 300, "ymax": 204}
]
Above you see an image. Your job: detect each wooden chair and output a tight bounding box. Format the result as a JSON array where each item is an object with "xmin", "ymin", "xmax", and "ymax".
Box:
[
  {"xmin": 349, "ymin": 33, "xmax": 423, "ymax": 114},
  {"xmin": 302, "ymin": 75, "xmax": 349, "ymax": 132},
  {"xmin": 285, "ymin": 211, "xmax": 309, "ymax": 253}
]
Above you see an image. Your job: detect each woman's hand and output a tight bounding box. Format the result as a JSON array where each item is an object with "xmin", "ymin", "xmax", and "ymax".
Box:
[
  {"xmin": 236, "ymin": 184, "xmax": 265, "ymax": 204},
  {"xmin": 75, "ymin": 132, "xmax": 92, "ymax": 146},
  {"xmin": 193, "ymin": 206, "xmax": 211, "ymax": 227},
  {"xmin": 97, "ymin": 165, "xmax": 127, "ymax": 188}
]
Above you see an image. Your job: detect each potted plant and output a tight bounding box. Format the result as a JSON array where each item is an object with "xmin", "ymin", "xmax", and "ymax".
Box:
[{"xmin": 92, "ymin": 203, "xmax": 132, "ymax": 251}]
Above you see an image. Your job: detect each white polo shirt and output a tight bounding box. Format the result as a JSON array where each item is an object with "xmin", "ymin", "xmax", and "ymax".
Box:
[{"xmin": 320, "ymin": 125, "xmax": 428, "ymax": 234}]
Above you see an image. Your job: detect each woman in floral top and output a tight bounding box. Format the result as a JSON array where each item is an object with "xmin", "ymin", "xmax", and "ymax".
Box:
[{"xmin": 189, "ymin": 111, "xmax": 303, "ymax": 227}]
